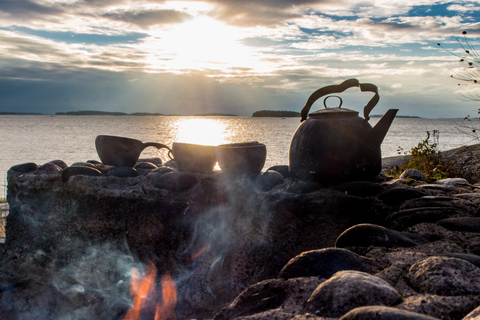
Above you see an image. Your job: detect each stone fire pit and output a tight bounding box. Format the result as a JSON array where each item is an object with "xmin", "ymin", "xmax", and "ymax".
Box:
[{"xmin": 2, "ymin": 157, "xmax": 480, "ymax": 320}]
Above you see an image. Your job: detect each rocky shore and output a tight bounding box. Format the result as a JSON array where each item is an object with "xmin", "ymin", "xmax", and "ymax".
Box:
[{"xmin": 2, "ymin": 150, "xmax": 480, "ymax": 319}]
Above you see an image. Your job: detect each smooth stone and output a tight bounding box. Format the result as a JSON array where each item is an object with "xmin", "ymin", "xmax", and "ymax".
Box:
[
  {"xmin": 153, "ymin": 171, "xmax": 199, "ymax": 191},
  {"xmin": 285, "ymin": 180, "xmax": 323, "ymax": 194},
  {"xmin": 335, "ymin": 223, "xmax": 429, "ymax": 248},
  {"xmin": 440, "ymin": 253, "xmax": 480, "ymax": 268},
  {"xmin": 134, "ymin": 162, "xmax": 158, "ymax": 170},
  {"xmin": 278, "ymin": 247, "xmax": 380, "ymax": 280},
  {"xmin": 213, "ymin": 279, "xmax": 287, "ymax": 320},
  {"xmin": 397, "ymin": 294, "xmax": 480, "ymax": 320},
  {"xmin": 86, "ymin": 160, "xmax": 102, "ymax": 165},
  {"xmin": 400, "ymin": 169, "xmax": 427, "ymax": 181},
  {"xmin": 435, "ymin": 178, "xmax": 470, "ymax": 186},
  {"xmin": 47, "ymin": 160, "xmax": 68, "ymax": 169},
  {"xmin": 137, "ymin": 158, "xmax": 163, "ymax": 166},
  {"xmin": 377, "ymin": 187, "xmax": 428, "ymax": 207},
  {"xmin": 61, "ymin": 166, "xmax": 102, "ymax": 182},
  {"xmin": 408, "ymin": 256, "xmax": 480, "ymax": 296},
  {"xmin": 305, "ymin": 270, "xmax": 400, "ymax": 317},
  {"xmin": 108, "ymin": 166, "xmax": 139, "ymax": 178},
  {"xmin": 256, "ymin": 170, "xmax": 284, "ymax": 191},
  {"xmin": 333, "ymin": 181, "xmax": 385, "ymax": 197},
  {"xmin": 148, "ymin": 167, "xmax": 175, "ymax": 175},
  {"xmin": 399, "ymin": 196, "xmax": 477, "ymax": 214},
  {"xmin": 386, "ymin": 207, "xmax": 467, "ymax": 231},
  {"xmin": 436, "ymin": 217, "xmax": 480, "ymax": 233},
  {"xmin": 9, "ymin": 162, "xmax": 39, "ymax": 173},
  {"xmin": 266, "ymin": 165, "xmax": 290, "ymax": 179},
  {"xmin": 213, "ymin": 277, "xmax": 324, "ymax": 320},
  {"xmin": 340, "ymin": 305, "xmax": 439, "ymax": 320},
  {"xmin": 35, "ymin": 163, "xmax": 62, "ymax": 175},
  {"xmin": 71, "ymin": 162, "xmax": 97, "ymax": 169}
]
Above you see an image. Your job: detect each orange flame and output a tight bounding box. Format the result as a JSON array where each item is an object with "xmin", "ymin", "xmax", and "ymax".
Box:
[{"xmin": 124, "ymin": 263, "xmax": 177, "ymax": 320}]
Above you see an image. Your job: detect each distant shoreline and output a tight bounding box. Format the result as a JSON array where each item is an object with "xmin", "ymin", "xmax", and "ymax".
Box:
[{"xmin": 0, "ymin": 110, "xmax": 425, "ymax": 118}]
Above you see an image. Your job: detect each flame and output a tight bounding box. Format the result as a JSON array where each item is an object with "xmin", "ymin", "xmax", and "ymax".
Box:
[{"xmin": 124, "ymin": 263, "xmax": 177, "ymax": 320}]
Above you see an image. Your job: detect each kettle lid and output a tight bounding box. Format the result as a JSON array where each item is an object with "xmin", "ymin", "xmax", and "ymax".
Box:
[
  {"xmin": 309, "ymin": 107, "xmax": 358, "ymax": 119},
  {"xmin": 308, "ymin": 95, "xmax": 358, "ymax": 119}
]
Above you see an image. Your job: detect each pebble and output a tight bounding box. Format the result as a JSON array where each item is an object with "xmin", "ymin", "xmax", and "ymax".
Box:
[
  {"xmin": 335, "ymin": 223, "xmax": 429, "ymax": 248},
  {"xmin": 9, "ymin": 162, "xmax": 39, "ymax": 173},
  {"xmin": 305, "ymin": 270, "xmax": 401, "ymax": 317},
  {"xmin": 408, "ymin": 256, "xmax": 480, "ymax": 296},
  {"xmin": 278, "ymin": 248, "xmax": 380, "ymax": 279},
  {"xmin": 400, "ymin": 169, "xmax": 427, "ymax": 181}
]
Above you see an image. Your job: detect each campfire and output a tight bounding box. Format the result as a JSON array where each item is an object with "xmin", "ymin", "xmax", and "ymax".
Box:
[{"xmin": 124, "ymin": 263, "xmax": 177, "ymax": 320}]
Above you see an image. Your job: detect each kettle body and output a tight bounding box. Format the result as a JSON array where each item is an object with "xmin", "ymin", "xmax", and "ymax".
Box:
[{"xmin": 288, "ymin": 79, "xmax": 398, "ymax": 184}]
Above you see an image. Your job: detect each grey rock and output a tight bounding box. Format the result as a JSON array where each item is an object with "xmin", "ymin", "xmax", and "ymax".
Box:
[
  {"xmin": 335, "ymin": 224, "xmax": 429, "ymax": 248},
  {"xmin": 48, "ymin": 160, "xmax": 68, "ymax": 169},
  {"xmin": 153, "ymin": 171, "xmax": 199, "ymax": 191},
  {"xmin": 214, "ymin": 277, "xmax": 324, "ymax": 320},
  {"xmin": 396, "ymin": 294, "xmax": 480, "ymax": 320},
  {"xmin": 333, "ymin": 181, "xmax": 385, "ymax": 197},
  {"xmin": 266, "ymin": 165, "xmax": 290, "ymax": 179},
  {"xmin": 278, "ymin": 248, "xmax": 381, "ymax": 280},
  {"xmin": 435, "ymin": 178, "xmax": 470, "ymax": 187},
  {"xmin": 86, "ymin": 159, "xmax": 102, "ymax": 165},
  {"xmin": 386, "ymin": 207, "xmax": 468, "ymax": 231},
  {"xmin": 340, "ymin": 305, "xmax": 439, "ymax": 320},
  {"xmin": 35, "ymin": 163, "xmax": 62, "ymax": 175},
  {"xmin": 408, "ymin": 256, "xmax": 480, "ymax": 295},
  {"xmin": 400, "ymin": 196, "xmax": 477, "ymax": 214},
  {"xmin": 436, "ymin": 217, "xmax": 480, "ymax": 233},
  {"xmin": 137, "ymin": 157, "xmax": 163, "ymax": 166},
  {"xmin": 107, "ymin": 166, "xmax": 140, "ymax": 178},
  {"xmin": 305, "ymin": 270, "xmax": 401, "ymax": 317},
  {"xmin": 133, "ymin": 162, "xmax": 158, "ymax": 170},
  {"xmin": 286, "ymin": 180, "xmax": 323, "ymax": 194},
  {"xmin": 377, "ymin": 187, "xmax": 428, "ymax": 207},
  {"xmin": 9, "ymin": 162, "xmax": 39, "ymax": 173},
  {"xmin": 400, "ymin": 169, "xmax": 427, "ymax": 181},
  {"xmin": 256, "ymin": 170, "xmax": 284, "ymax": 191},
  {"xmin": 149, "ymin": 166, "xmax": 175, "ymax": 175},
  {"xmin": 61, "ymin": 166, "xmax": 102, "ymax": 182},
  {"xmin": 464, "ymin": 305, "xmax": 480, "ymax": 320},
  {"xmin": 440, "ymin": 253, "xmax": 480, "ymax": 268}
]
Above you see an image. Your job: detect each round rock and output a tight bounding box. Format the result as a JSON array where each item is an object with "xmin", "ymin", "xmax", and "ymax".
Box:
[
  {"xmin": 108, "ymin": 166, "xmax": 140, "ymax": 178},
  {"xmin": 61, "ymin": 166, "xmax": 102, "ymax": 182},
  {"xmin": 256, "ymin": 170, "xmax": 284, "ymax": 191},
  {"xmin": 400, "ymin": 169, "xmax": 427, "ymax": 181},
  {"xmin": 335, "ymin": 223, "xmax": 428, "ymax": 248},
  {"xmin": 9, "ymin": 162, "xmax": 39, "ymax": 173},
  {"xmin": 436, "ymin": 217, "xmax": 480, "ymax": 233},
  {"xmin": 408, "ymin": 256, "xmax": 480, "ymax": 296},
  {"xmin": 305, "ymin": 270, "xmax": 401, "ymax": 317},
  {"xmin": 153, "ymin": 171, "xmax": 199, "ymax": 191},
  {"xmin": 48, "ymin": 160, "xmax": 68, "ymax": 169},
  {"xmin": 333, "ymin": 181, "xmax": 385, "ymax": 197},
  {"xmin": 279, "ymin": 248, "xmax": 380, "ymax": 280},
  {"xmin": 377, "ymin": 187, "xmax": 428, "ymax": 207},
  {"xmin": 340, "ymin": 305, "xmax": 439, "ymax": 320}
]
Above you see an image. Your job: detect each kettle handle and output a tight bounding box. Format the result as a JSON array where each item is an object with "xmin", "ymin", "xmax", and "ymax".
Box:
[{"xmin": 300, "ymin": 78, "xmax": 379, "ymax": 122}]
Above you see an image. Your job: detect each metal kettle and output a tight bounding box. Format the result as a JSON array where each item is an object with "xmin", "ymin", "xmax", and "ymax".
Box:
[{"xmin": 289, "ymin": 78, "xmax": 398, "ymax": 184}]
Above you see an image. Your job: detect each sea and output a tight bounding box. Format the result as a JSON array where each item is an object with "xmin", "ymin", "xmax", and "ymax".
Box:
[{"xmin": 1, "ymin": 114, "xmax": 480, "ymax": 197}]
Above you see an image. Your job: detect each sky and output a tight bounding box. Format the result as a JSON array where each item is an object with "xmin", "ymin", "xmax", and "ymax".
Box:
[{"xmin": 0, "ymin": 0, "xmax": 479, "ymax": 118}]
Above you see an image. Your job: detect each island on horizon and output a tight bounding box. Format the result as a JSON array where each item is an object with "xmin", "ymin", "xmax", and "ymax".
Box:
[{"xmin": 252, "ymin": 110, "xmax": 301, "ymax": 117}]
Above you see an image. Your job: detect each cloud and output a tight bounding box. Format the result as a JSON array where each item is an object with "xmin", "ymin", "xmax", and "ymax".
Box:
[
  {"xmin": 0, "ymin": 0, "xmax": 63, "ymax": 20},
  {"xmin": 102, "ymin": 9, "xmax": 193, "ymax": 28}
]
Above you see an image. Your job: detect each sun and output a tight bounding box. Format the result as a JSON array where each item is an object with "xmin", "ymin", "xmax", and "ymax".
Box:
[{"xmin": 149, "ymin": 16, "xmax": 255, "ymax": 71}]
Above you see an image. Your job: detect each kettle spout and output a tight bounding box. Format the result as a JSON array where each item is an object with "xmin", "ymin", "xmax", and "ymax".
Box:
[{"xmin": 372, "ymin": 109, "xmax": 398, "ymax": 145}]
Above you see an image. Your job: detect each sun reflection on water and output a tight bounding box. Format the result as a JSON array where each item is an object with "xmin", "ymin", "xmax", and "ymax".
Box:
[{"xmin": 174, "ymin": 118, "xmax": 231, "ymax": 146}]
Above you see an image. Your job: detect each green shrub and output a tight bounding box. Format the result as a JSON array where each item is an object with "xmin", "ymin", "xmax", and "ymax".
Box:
[{"xmin": 387, "ymin": 130, "xmax": 446, "ymax": 180}]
